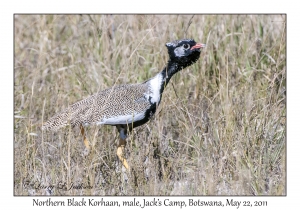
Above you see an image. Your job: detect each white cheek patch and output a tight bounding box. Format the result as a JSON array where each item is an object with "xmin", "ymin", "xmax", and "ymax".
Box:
[{"xmin": 174, "ymin": 46, "xmax": 186, "ymax": 57}]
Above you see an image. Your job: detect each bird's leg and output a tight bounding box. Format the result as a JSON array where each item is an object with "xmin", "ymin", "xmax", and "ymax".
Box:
[
  {"xmin": 80, "ymin": 124, "xmax": 90, "ymax": 150},
  {"xmin": 117, "ymin": 138, "xmax": 129, "ymax": 170},
  {"xmin": 116, "ymin": 127, "xmax": 130, "ymax": 170}
]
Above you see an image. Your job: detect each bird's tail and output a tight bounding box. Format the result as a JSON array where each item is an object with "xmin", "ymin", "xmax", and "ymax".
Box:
[{"xmin": 42, "ymin": 109, "xmax": 72, "ymax": 131}]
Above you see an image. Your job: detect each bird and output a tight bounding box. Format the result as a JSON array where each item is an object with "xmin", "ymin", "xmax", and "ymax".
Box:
[{"xmin": 42, "ymin": 38, "xmax": 206, "ymax": 170}]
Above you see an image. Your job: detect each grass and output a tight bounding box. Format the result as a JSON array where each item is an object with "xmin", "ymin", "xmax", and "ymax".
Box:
[{"xmin": 14, "ymin": 14, "xmax": 286, "ymax": 195}]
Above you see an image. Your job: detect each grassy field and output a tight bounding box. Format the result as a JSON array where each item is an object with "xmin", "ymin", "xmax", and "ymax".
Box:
[{"xmin": 14, "ymin": 14, "xmax": 286, "ymax": 195}]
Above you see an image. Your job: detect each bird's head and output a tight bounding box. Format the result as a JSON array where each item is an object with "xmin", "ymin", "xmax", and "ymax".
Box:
[{"xmin": 165, "ymin": 39, "xmax": 206, "ymax": 66}]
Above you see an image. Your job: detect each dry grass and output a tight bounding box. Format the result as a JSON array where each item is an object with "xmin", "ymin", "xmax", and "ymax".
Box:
[{"xmin": 14, "ymin": 14, "xmax": 286, "ymax": 195}]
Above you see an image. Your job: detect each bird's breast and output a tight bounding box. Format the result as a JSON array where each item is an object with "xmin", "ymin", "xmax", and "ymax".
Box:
[{"xmin": 145, "ymin": 73, "xmax": 164, "ymax": 105}]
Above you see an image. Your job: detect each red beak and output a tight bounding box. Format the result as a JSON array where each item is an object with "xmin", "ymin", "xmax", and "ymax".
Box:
[{"xmin": 191, "ymin": 43, "xmax": 206, "ymax": 50}]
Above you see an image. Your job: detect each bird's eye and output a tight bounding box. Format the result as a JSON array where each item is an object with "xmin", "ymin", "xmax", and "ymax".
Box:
[{"xmin": 183, "ymin": 44, "xmax": 190, "ymax": 49}]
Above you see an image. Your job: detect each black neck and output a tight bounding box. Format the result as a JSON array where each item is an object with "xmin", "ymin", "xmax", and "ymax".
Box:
[{"xmin": 159, "ymin": 60, "xmax": 186, "ymax": 94}]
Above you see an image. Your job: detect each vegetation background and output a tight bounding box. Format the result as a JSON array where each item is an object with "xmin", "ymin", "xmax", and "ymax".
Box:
[{"xmin": 14, "ymin": 14, "xmax": 286, "ymax": 195}]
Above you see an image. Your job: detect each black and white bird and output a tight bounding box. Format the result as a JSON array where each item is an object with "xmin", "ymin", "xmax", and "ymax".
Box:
[{"xmin": 42, "ymin": 38, "xmax": 206, "ymax": 169}]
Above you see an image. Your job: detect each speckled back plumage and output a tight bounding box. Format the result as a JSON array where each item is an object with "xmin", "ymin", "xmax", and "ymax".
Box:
[{"xmin": 42, "ymin": 83, "xmax": 151, "ymax": 131}]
